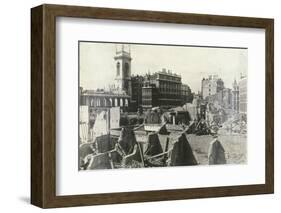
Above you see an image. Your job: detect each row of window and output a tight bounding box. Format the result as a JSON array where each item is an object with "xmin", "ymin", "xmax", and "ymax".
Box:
[
  {"xmin": 142, "ymin": 100, "xmax": 152, "ymax": 106},
  {"xmin": 158, "ymin": 74, "xmax": 181, "ymax": 82},
  {"xmin": 142, "ymin": 89, "xmax": 152, "ymax": 95},
  {"xmin": 116, "ymin": 62, "xmax": 130, "ymax": 77},
  {"xmin": 89, "ymin": 98, "xmax": 128, "ymax": 107}
]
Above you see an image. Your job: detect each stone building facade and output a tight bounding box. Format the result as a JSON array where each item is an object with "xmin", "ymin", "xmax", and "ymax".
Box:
[
  {"xmin": 131, "ymin": 75, "xmax": 144, "ymax": 110},
  {"xmin": 239, "ymin": 75, "xmax": 247, "ymax": 114},
  {"xmin": 201, "ymin": 74, "xmax": 224, "ymax": 99},
  {"xmin": 232, "ymin": 79, "xmax": 239, "ymax": 112},
  {"xmin": 181, "ymin": 84, "xmax": 193, "ymax": 103},
  {"xmin": 153, "ymin": 69, "xmax": 183, "ymax": 108},
  {"xmin": 80, "ymin": 89, "xmax": 130, "ymax": 110},
  {"xmin": 130, "ymin": 69, "xmax": 193, "ymax": 110},
  {"xmin": 141, "ymin": 69, "xmax": 190, "ymax": 109},
  {"xmin": 222, "ymin": 88, "xmax": 233, "ymax": 109}
]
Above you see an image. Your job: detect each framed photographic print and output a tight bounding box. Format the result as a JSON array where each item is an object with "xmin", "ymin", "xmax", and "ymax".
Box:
[{"xmin": 31, "ymin": 4, "xmax": 274, "ymax": 208}]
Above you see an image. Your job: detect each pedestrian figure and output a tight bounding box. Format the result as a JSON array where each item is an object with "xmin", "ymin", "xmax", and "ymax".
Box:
[{"xmin": 208, "ymin": 135, "xmax": 226, "ymax": 165}]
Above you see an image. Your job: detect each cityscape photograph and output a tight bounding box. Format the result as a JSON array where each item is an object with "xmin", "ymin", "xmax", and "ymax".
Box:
[{"xmin": 79, "ymin": 41, "xmax": 247, "ymax": 170}]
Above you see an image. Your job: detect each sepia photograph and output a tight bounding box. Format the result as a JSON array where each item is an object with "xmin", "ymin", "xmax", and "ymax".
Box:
[
  {"xmin": 78, "ymin": 41, "xmax": 247, "ymax": 170},
  {"xmin": 30, "ymin": 4, "xmax": 274, "ymax": 208}
]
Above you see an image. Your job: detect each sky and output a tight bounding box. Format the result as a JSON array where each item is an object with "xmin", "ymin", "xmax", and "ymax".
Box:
[{"xmin": 79, "ymin": 42, "xmax": 247, "ymax": 93}]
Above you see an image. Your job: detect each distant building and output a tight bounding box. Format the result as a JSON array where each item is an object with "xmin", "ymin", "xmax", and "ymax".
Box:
[
  {"xmin": 141, "ymin": 69, "xmax": 183, "ymax": 109},
  {"xmin": 131, "ymin": 68, "xmax": 192, "ymax": 109},
  {"xmin": 155, "ymin": 69, "xmax": 182, "ymax": 108},
  {"xmin": 232, "ymin": 79, "xmax": 239, "ymax": 112},
  {"xmin": 80, "ymin": 89, "xmax": 130, "ymax": 111},
  {"xmin": 206, "ymin": 91, "xmax": 223, "ymax": 107},
  {"xmin": 131, "ymin": 75, "xmax": 144, "ymax": 111},
  {"xmin": 142, "ymin": 81, "xmax": 158, "ymax": 109},
  {"xmin": 207, "ymin": 88, "xmax": 232, "ymax": 109},
  {"xmin": 239, "ymin": 75, "xmax": 247, "ymax": 114},
  {"xmin": 222, "ymin": 88, "xmax": 232, "ymax": 109},
  {"xmin": 181, "ymin": 84, "xmax": 193, "ymax": 103},
  {"xmin": 201, "ymin": 74, "xmax": 224, "ymax": 99}
]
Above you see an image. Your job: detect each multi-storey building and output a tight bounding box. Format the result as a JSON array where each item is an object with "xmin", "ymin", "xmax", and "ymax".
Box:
[
  {"xmin": 239, "ymin": 75, "xmax": 247, "ymax": 114},
  {"xmin": 232, "ymin": 79, "xmax": 239, "ymax": 112},
  {"xmin": 141, "ymin": 69, "xmax": 183, "ymax": 109},
  {"xmin": 201, "ymin": 74, "xmax": 224, "ymax": 99},
  {"xmin": 181, "ymin": 84, "xmax": 192, "ymax": 103},
  {"xmin": 222, "ymin": 88, "xmax": 232, "ymax": 109},
  {"xmin": 142, "ymin": 81, "xmax": 158, "ymax": 109},
  {"xmin": 155, "ymin": 69, "xmax": 182, "ymax": 108},
  {"xmin": 131, "ymin": 75, "xmax": 144, "ymax": 111},
  {"xmin": 80, "ymin": 89, "xmax": 130, "ymax": 110}
]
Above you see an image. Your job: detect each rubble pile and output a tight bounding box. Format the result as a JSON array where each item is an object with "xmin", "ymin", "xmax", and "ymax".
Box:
[{"xmin": 79, "ymin": 100, "xmax": 245, "ymax": 170}]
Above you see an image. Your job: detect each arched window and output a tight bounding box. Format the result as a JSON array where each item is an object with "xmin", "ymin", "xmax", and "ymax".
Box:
[
  {"xmin": 116, "ymin": 62, "xmax": 120, "ymax": 76},
  {"xmin": 90, "ymin": 98, "xmax": 94, "ymax": 107},
  {"xmin": 97, "ymin": 98, "xmax": 101, "ymax": 107},
  {"xmin": 103, "ymin": 98, "xmax": 107, "ymax": 106},
  {"xmin": 124, "ymin": 62, "xmax": 129, "ymax": 77},
  {"xmin": 115, "ymin": 98, "xmax": 118, "ymax": 106},
  {"xmin": 109, "ymin": 98, "xmax": 112, "ymax": 106},
  {"xmin": 125, "ymin": 99, "xmax": 128, "ymax": 107}
]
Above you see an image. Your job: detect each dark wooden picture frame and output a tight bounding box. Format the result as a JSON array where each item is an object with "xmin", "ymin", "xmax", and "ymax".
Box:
[{"xmin": 31, "ymin": 4, "xmax": 274, "ymax": 208}]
